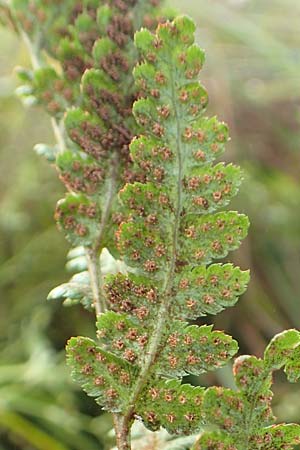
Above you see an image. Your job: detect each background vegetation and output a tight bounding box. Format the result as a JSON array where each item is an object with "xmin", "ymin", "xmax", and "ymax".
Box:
[{"xmin": 0, "ymin": 0, "xmax": 299, "ymax": 448}]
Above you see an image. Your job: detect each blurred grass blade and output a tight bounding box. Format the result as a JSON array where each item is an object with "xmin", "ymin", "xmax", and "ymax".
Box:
[{"xmin": 0, "ymin": 411, "xmax": 69, "ymax": 450}]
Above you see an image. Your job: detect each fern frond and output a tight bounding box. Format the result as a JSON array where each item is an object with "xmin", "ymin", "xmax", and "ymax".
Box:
[
  {"xmin": 194, "ymin": 330, "xmax": 300, "ymax": 449},
  {"xmin": 67, "ymin": 16, "xmax": 249, "ymax": 434}
]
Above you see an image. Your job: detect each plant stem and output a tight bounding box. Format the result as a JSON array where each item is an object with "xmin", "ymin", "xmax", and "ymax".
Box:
[
  {"xmin": 18, "ymin": 26, "xmax": 67, "ymax": 154},
  {"xmin": 86, "ymin": 153, "xmax": 119, "ymax": 316},
  {"xmin": 19, "ymin": 28, "xmax": 41, "ymax": 70},
  {"xmin": 86, "ymin": 249, "xmax": 106, "ymax": 316},
  {"xmin": 51, "ymin": 117, "xmax": 66, "ymax": 153},
  {"xmin": 113, "ymin": 414, "xmax": 132, "ymax": 450},
  {"xmin": 95, "ymin": 153, "xmax": 119, "ymax": 254}
]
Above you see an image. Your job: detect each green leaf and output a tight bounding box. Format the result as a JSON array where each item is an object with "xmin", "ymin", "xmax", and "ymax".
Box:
[
  {"xmin": 65, "ymin": 246, "xmax": 87, "ymax": 272},
  {"xmin": 261, "ymin": 424, "xmax": 300, "ymax": 448},
  {"xmin": 173, "ymin": 263, "xmax": 250, "ymax": 319},
  {"xmin": 117, "ymin": 219, "xmax": 173, "ymax": 278},
  {"xmin": 104, "ymin": 273, "xmax": 161, "ymax": 322},
  {"xmin": 232, "ymin": 355, "xmax": 271, "ymax": 394},
  {"xmin": 96, "ymin": 311, "xmax": 146, "ymax": 364},
  {"xmin": 284, "ymin": 345, "xmax": 300, "ymax": 383},
  {"xmin": 96, "ymin": 5, "xmax": 112, "ymax": 31},
  {"xmin": 197, "ymin": 333, "xmax": 300, "ymax": 448},
  {"xmin": 202, "ymin": 387, "xmax": 245, "ymax": 435},
  {"xmin": 158, "ymin": 323, "xmax": 238, "ymax": 377},
  {"xmin": 182, "ymin": 117, "xmax": 229, "ymax": 169},
  {"xmin": 134, "ymin": 28, "xmax": 155, "ymax": 54},
  {"xmin": 55, "ymin": 193, "xmax": 101, "ymax": 247},
  {"xmin": 138, "ymin": 380, "xmax": 204, "ymax": 435},
  {"xmin": 200, "ymin": 383, "xmax": 275, "ymax": 449},
  {"xmin": 47, "ymin": 271, "xmax": 93, "ymax": 310},
  {"xmin": 109, "ymin": 15, "xmax": 252, "ymax": 436},
  {"xmin": 117, "ymin": 181, "xmax": 175, "ymax": 275},
  {"xmin": 179, "ymin": 212, "xmax": 249, "ymax": 266},
  {"xmin": 56, "ymin": 149, "xmax": 105, "ymax": 195},
  {"xmin": 64, "ymin": 108, "xmax": 107, "ymax": 161},
  {"xmin": 193, "ymin": 431, "xmax": 235, "ymax": 450},
  {"xmin": 32, "ymin": 67, "xmax": 70, "ymax": 117},
  {"xmin": 182, "ymin": 163, "xmax": 243, "ymax": 215},
  {"xmin": 34, "ymin": 143, "xmax": 58, "ymax": 163},
  {"xmin": 66, "ymin": 336, "xmax": 138, "ymax": 413},
  {"xmin": 264, "ymin": 329, "xmax": 300, "ymax": 371},
  {"xmin": 92, "ymin": 38, "xmax": 117, "ymax": 65},
  {"xmin": 74, "ymin": 11, "xmax": 95, "ymax": 33},
  {"xmin": 57, "ymin": 37, "xmax": 89, "ymax": 83}
]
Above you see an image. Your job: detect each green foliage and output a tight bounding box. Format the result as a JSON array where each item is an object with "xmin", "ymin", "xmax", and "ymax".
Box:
[
  {"xmin": 51, "ymin": 0, "xmax": 168, "ymax": 259},
  {"xmin": 3, "ymin": 2, "xmax": 300, "ymax": 450},
  {"xmin": 67, "ymin": 307, "xmax": 236, "ymax": 430},
  {"xmin": 264, "ymin": 330, "xmax": 300, "ymax": 382},
  {"xmin": 5, "ymin": 0, "xmax": 169, "ymax": 269},
  {"xmin": 48, "ymin": 247, "xmax": 127, "ymax": 310},
  {"xmin": 66, "ymin": 14, "xmax": 249, "ymax": 439},
  {"xmin": 67, "ymin": 336, "xmax": 138, "ymax": 412},
  {"xmin": 55, "ymin": 192, "xmax": 100, "ymax": 247},
  {"xmin": 48, "ymin": 269, "xmax": 92, "ymax": 309},
  {"xmin": 65, "ymin": 15, "xmax": 300, "ymax": 449},
  {"xmin": 193, "ymin": 330, "xmax": 300, "ymax": 449},
  {"xmin": 137, "ymin": 380, "xmax": 204, "ymax": 434},
  {"xmin": 173, "ymin": 263, "xmax": 249, "ymax": 319},
  {"xmin": 9, "ymin": 0, "xmax": 169, "ymax": 318},
  {"xmin": 34, "ymin": 142, "xmax": 58, "ymax": 162}
]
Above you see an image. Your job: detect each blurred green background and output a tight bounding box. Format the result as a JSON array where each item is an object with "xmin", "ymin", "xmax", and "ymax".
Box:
[{"xmin": 0, "ymin": 0, "xmax": 300, "ymax": 448}]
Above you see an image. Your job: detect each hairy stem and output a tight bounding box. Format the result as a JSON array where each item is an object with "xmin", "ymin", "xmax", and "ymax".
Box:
[
  {"xmin": 86, "ymin": 249, "xmax": 106, "ymax": 316},
  {"xmin": 19, "ymin": 28, "xmax": 41, "ymax": 70},
  {"xmin": 87, "ymin": 154, "xmax": 119, "ymax": 316},
  {"xmin": 113, "ymin": 414, "xmax": 132, "ymax": 450},
  {"xmin": 51, "ymin": 117, "xmax": 66, "ymax": 153},
  {"xmin": 18, "ymin": 26, "xmax": 67, "ymax": 155},
  {"xmin": 95, "ymin": 153, "xmax": 119, "ymax": 254}
]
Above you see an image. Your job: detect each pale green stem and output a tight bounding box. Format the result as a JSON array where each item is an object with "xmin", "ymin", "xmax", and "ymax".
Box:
[
  {"xmin": 51, "ymin": 117, "xmax": 66, "ymax": 153},
  {"xmin": 19, "ymin": 28, "xmax": 41, "ymax": 70},
  {"xmin": 94, "ymin": 152, "xmax": 119, "ymax": 254},
  {"xmin": 86, "ymin": 249, "xmax": 106, "ymax": 317},
  {"xmin": 87, "ymin": 153, "xmax": 119, "ymax": 315},
  {"xmin": 19, "ymin": 27, "xmax": 66, "ymax": 153}
]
